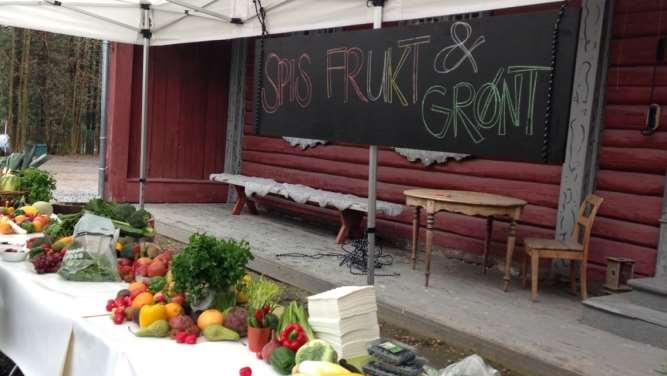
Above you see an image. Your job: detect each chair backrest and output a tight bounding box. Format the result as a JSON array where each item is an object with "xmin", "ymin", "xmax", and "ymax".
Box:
[{"xmin": 570, "ymin": 194, "xmax": 604, "ymax": 256}]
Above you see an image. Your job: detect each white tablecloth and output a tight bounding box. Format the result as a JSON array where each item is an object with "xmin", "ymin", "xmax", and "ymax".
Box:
[{"xmin": 0, "ymin": 260, "xmax": 277, "ymax": 376}]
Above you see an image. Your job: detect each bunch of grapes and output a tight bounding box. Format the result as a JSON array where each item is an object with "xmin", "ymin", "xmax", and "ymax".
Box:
[{"xmin": 32, "ymin": 250, "xmax": 65, "ymax": 274}]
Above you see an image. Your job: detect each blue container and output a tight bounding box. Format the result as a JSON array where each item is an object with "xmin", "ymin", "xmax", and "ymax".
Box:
[{"xmin": 34, "ymin": 143, "xmax": 47, "ymax": 157}]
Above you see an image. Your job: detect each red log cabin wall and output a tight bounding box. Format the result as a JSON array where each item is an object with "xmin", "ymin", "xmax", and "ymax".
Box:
[
  {"xmin": 105, "ymin": 41, "xmax": 231, "ymax": 203},
  {"xmin": 599, "ymin": 0, "xmax": 667, "ymax": 276},
  {"xmin": 242, "ymin": 1, "xmax": 665, "ymax": 278}
]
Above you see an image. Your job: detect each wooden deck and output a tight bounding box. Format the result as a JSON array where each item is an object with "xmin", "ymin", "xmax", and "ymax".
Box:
[{"xmin": 148, "ymin": 203, "xmax": 667, "ymax": 376}]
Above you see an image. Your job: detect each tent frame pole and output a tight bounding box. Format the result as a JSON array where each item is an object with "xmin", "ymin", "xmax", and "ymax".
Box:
[
  {"xmin": 367, "ymin": 1, "xmax": 383, "ymax": 286},
  {"xmin": 98, "ymin": 40, "xmax": 109, "ymax": 199},
  {"xmin": 139, "ymin": 6, "xmax": 151, "ymax": 209}
]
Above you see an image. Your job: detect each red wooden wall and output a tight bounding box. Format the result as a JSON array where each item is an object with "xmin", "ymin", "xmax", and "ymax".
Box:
[
  {"xmin": 598, "ymin": 0, "xmax": 667, "ymax": 275},
  {"xmin": 106, "ymin": 41, "xmax": 231, "ymax": 203},
  {"xmin": 241, "ymin": 1, "xmax": 664, "ymax": 277}
]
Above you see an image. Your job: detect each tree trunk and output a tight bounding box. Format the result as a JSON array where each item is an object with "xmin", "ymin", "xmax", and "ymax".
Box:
[
  {"xmin": 7, "ymin": 28, "xmax": 16, "ymax": 149},
  {"xmin": 17, "ymin": 30, "xmax": 32, "ymax": 151}
]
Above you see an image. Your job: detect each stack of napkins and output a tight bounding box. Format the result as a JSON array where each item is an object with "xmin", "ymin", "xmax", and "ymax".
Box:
[{"xmin": 307, "ymin": 286, "xmax": 380, "ymax": 359}]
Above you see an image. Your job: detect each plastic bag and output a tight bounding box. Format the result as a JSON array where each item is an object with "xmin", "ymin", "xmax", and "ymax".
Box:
[
  {"xmin": 439, "ymin": 355, "xmax": 499, "ymax": 376},
  {"xmin": 57, "ymin": 213, "xmax": 120, "ymax": 282}
]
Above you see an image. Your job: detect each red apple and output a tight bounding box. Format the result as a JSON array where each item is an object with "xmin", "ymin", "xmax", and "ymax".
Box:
[
  {"xmin": 171, "ymin": 293, "xmax": 185, "ymax": 306},
  {"xmin": 147, "ymin": 260, "xmax": 167, "ymax": 277},
  {"xmin": 135, "ymin": 257, "xmax": 152, "ymax": 267},
  {"xmin": 154, "ymin": 251, "xmax": 172, "ymax": 265},
  {"xmin": 118, "ymin": 258, "xmax": 132, "ymax": 267},
  {"xmin": 154, "ymin": 292, "xmax": 167, "ymax": 304},
  {"xmin": 134, "ymin": 264, "xmax": 148, "ymax": 277}
]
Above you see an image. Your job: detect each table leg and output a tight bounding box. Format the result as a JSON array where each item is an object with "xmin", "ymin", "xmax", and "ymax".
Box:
[
  {"xmin": 425, "ymin": 213, "xmax": 435, "ymax": 288},
  {"xmin": 482, "ymin": 217, "xmax": 493, "ymax": 274},
  {"xmin": 503, "ymin": 219, "xmax": 518, "ymax": 292},
  {"xmin": 411, "ymin": 207, "xmax": 421, "ymax": 270}
]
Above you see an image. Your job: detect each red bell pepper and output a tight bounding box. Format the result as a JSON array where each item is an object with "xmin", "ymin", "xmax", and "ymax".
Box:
[{"xmin": 279, "ymin": 323, "xmax": 308, "ymax": 352}]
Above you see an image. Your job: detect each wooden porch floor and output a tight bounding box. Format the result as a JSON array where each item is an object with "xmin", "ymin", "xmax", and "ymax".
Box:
[{"xmin": 147, "ymin": 203, "xmax": 667, "ymax": 376}]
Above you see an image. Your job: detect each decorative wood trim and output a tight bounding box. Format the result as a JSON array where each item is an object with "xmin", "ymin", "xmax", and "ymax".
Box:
[
  {"xmin": 105, "ymin": 43, "xmax": 135, "ymax": 202},
  {"xmin": 224, "ymin": 39, "xmax": 247, "ymax": 203},
  {"xmin": 556, "ymin": 0, "xmax": 613, "ymax": 241}
]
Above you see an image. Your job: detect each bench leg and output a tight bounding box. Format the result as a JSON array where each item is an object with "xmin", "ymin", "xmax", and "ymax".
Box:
[
  {"xmin": 232, "ymin": 186, "xmax": 247, "ymax": 215},
  {"xmin": 336, "ymin": 210, "xmax": 362, "ymax": 244}
]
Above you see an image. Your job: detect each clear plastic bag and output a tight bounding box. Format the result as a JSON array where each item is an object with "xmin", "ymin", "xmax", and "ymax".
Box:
[{"xmin": 57, "ymin": 213, "xmax": 120, "ymax": 282}]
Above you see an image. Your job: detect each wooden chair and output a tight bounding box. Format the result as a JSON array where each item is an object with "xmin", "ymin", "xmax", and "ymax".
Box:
[{"xmin": 522, "ymin": 194, "xmax": 604, "ymax": 302}]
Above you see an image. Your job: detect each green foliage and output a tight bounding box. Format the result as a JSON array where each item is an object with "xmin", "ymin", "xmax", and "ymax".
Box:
[
  {"xmin": 44, "ymin": 211, "xmax": 83, "ymax": 239},
  {"xmin": 111, "ymin": 203, "xmax": 136, "ymax": 222},
  {"xmin": 0, "ymin": 27, "xmax": 102, "ymax": 154},
  {"xmin": 128, "ymin": 209, "xmax": 150, "ymax": 228},
  {"xmin": 247, "ymin": 276, "xmax": 283, "ymax": 312},
  {"xmin": 171, "ymin": 233, "xmax": 254, "ymax": 304},
  {"xmin": 19, "ymin": 167, "xmax": 55, "ymax": 203}
]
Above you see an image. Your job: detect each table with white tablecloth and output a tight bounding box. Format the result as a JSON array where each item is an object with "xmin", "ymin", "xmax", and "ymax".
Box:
[{"xmin": 0, "ymin": 260, "xmax": 277, "ymax": 376}]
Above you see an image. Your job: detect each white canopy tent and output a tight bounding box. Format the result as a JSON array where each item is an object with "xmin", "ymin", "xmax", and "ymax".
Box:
[
  {"xmin": 0, "ymin": 0, "xmax": 560, "ymax": 283},
  {"xmin": 0, "ymin": 0, "xmax": 558, "ymax": 46}
]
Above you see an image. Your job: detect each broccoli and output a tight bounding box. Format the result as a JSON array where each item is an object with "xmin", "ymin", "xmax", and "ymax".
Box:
[
  {"xmin": 111, "ymin": 203, "xmax": 136, "ymax": 222},
  {"xmin": 128, "ymin": 209, "xmax": 151, "ymax": 229}
]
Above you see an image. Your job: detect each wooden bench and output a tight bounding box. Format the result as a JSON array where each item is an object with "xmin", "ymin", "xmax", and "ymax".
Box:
[{"xmin": 210, "ymin": 173, "xmax": 404, "ymax": 244}]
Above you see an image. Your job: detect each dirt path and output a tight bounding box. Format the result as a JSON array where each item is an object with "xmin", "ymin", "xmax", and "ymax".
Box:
[{"xmin": 41, "ymin": 155, "xmax": 98, "ymax": 202}]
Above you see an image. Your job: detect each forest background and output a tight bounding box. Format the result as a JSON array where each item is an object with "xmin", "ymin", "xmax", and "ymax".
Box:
[{"xmin": 0, "ymin": 27, "xmax": 101, "ymax": 155}]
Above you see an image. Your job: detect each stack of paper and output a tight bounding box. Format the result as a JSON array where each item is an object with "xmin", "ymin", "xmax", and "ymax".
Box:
[{"xmin": 307, "ymin": 286, "xmax": 380, "ymax": 359}]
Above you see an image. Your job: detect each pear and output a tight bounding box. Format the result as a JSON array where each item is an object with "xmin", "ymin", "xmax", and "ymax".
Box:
[
  {"xmin": 135, "ymin": 320, "xmax": 169, "ymax": 337},
  {"xmin": 203, "ymin": 324, "xmax": 240, "ymax": 341}
]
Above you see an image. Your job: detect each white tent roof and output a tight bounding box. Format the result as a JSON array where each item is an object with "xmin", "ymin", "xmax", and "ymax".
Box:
[{"xmin": 0, "ymin": 0, "xmax": 559, "ymax": 45}]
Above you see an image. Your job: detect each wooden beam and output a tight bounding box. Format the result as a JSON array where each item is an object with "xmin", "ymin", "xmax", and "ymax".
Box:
[
  {"xmin": 104, "ymin": 43, "xmax": 134, "ymax": 202},
  {"xmin": 224, "ymin": 39, "xmax": 247, "ymax": 204},
  {"xmin": 556, "ymin": 0, "xmax": 614, "ymax": 240}
]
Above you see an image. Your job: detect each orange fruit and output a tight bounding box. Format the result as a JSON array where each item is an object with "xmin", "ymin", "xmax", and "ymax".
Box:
[
  {"xmin": 32, "ymin": 220, "xmax": 44, "ymax": 233},
  {"xmin": 36, "ymin": 215, "xmax": 49, "ymax": 226},
  {"xmin": 164, "ymin": 302, "xmax": 183, "ymax": 319},
  {"xmin": 14, "ymin": 215, "xmax": 26, "ymax": 224},
  {"xmin": 131, "ymin": 292, "xmax": 154, "ymax": 309},
  {"xmin": 197, "ymin": 309, "xmax": 224, "ymax": 330},
  {"xmin": 0, "ymin": 222, "xmax": 12, "ymax": 235},
  {"xmin": 128, "ymin": 282, "xmax": 147, "ymax": 294}
]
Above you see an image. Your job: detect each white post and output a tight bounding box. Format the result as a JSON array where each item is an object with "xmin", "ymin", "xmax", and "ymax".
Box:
[
  {"xmin": 139, "ymin": 7, "xmax": 151, "ymax": 209},
  {"xmin": 367, "ymin": 3, "xmax": 383, "ymax": 285}
]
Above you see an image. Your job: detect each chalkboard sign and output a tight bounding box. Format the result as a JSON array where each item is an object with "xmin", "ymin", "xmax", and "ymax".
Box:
[{"xmin": 254, "ymin": 8, "xmax": 580, "ymax": 163}]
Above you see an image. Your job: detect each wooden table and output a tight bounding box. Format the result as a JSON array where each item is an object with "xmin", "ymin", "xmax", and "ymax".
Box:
[{"xmin": 405, "ymin": 189, "xmax": 526, "ymax": 290}]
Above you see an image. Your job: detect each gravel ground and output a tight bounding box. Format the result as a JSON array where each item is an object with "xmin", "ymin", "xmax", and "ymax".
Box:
[{"xmin": 41, "ymin": 155, "xmax": 98, "ymax": 203}]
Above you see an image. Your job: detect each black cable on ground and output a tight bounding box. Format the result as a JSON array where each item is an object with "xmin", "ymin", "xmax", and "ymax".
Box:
[{"xmin": 276, "ymin": 233, "xmax": 400, "ymax": 277}]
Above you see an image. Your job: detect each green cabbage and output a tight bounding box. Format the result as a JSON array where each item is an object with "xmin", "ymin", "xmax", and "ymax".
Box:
[{"xmin": 294, "ymin": 340, "xmax": 338, "ymax": 365}]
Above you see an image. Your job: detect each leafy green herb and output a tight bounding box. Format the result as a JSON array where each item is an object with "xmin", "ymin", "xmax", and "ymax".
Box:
[
  {"xmin": 171, "ymin": 233, "xmax": 254, "ymax": 304},
  {"xmin": 247, "ymin": 276, "xmax": 282, "ymax": 312},
  {"xmin": 44, "ymin": 212, "xmax": 83, "ymax": 239},
  {"xmin": 19, "ymin": 168, "xmax": 56, "ymax": 203}
]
